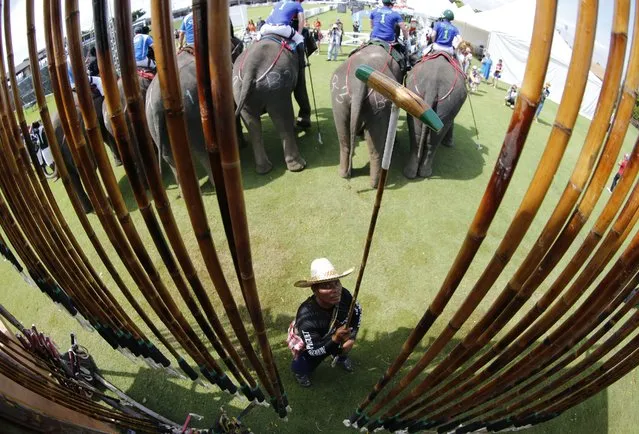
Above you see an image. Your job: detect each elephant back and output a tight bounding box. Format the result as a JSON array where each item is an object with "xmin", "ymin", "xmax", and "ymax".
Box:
[{"xmin": 407, "ymin": 54, "xmax": 467, "ymax": 108}]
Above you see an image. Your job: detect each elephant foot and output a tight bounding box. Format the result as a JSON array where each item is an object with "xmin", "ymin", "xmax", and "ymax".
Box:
[
  {"xmin": 403, "ymin": 161, "xmax": 418, "ymax": 179},
  {"xmin": 442, "ymin": 141, "xmax": 455, "ymax": 148},
  {"xmin": 81, "ymin": 201, "xmax": 93, "ymax": 214},
  {"xmin": 370, "ymin": 175, "xmax": 380, "ymax": 189},
  {"xmin": 296, "ymin": 117, "xmax": 312, "ymax": 129},
  {"xmin": 256, "ymin": 160, "xmax": 273, "ymax": 175},
  {"xmin": 338, "ymin": 167, "xmax": 350, "ymax": 179},
  {"xmin": 287, "ymin": 157, "xmax": 306, "ymax": 172},
  {"xmin": 418, "ymin": 165, "xmax": 433, "ymax": 178}
]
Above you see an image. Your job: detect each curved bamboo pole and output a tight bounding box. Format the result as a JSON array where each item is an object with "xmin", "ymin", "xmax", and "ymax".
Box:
[
  {"xmin": 360, "ymin": 0, "xmax": 600, "ymax": 424},
  {"xmin": 349, "ymin": 0, "xmax": 558, "ymax": 426},
  {"xmin": 0, "ymin": 3, "xmax": 112, "ymax": 346},
  {"xmin": 2, "ymin": 0, "xmax": 154, "ymax": 359},
  {"xmin": 423, "ymin": 215, "xmax": 639, "ymax": 428},
  {"xmin": 61, "ymin": 0, "xmax": 233, "ymax": 389},
  {"xmin": 396, "ymin": 4, "xmax": 638, "ymax": 423},
  {"xmin": 86, "ymin": 0, "xmax": 254, "ymax": 397},
  {"xmin": 463, "ymin": 271, "xmax": 639, "ymax": 431},
  {"xmin": 28, "ymin": 0, "xmax": 182, "ymax": 369},
  {"xmin": 149, "ymin": 0, "xmax": 286, "ymax": 412},
  {"xmin": 206, "ymin": 2, "xmax": 289, "ymax": 413},
  {"xmin": 191, "ymin": 0, "xmax": 246, "ymax": 297},
  {"xmin": 46, "ymin": 0, "xmax": 215, "ymax": 384}
]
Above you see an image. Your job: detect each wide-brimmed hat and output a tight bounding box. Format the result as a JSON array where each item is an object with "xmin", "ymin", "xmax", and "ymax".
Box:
[{"xmin": 294, "ymin": 258, "xmax": 354, "ymax": 288}]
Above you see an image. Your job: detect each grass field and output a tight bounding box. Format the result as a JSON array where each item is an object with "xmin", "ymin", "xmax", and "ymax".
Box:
[{"xmin": 4, "ymin": 4, "xmax": 639, "ymax": 433}]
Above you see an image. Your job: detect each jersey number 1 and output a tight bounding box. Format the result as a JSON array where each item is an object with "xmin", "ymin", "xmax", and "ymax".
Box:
[{"xmin": 380, "ymin": 13, "xmax": 386, "ymax": 24}]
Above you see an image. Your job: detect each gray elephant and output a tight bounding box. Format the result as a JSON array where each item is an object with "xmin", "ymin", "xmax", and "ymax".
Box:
[
  {"xmin": 145, "ymin": 39, "xmax": 244, "ymax": 188},
  {"xmin": 51, "ymin": 91, "xmax": 119, "ymax": 213},
  {"xmin": 330, "ymin": 44, "xmax": 403, "ymax": 187},
  {"xmin": 233, "ymin": 37, "xmax": 307, "ymax": 174},
  {"xmin": 403, "ymin": 54, "xmax": 467, "ymax": 179}
]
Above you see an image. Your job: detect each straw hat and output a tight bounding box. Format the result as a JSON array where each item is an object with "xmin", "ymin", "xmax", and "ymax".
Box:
[{"xmin": 294, "ymin": 258, "xmax": 354, "ymax": 288}]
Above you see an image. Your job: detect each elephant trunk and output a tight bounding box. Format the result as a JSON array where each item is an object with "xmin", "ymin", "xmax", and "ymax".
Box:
[{"xmin": 348, "ymin": 83, "xmax": 367, "ymax": 175}]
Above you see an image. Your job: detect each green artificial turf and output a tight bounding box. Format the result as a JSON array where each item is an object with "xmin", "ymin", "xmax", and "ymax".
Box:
[{"xmin": 2, "ymin": 5, "xmax": 638, "ymax": 434}]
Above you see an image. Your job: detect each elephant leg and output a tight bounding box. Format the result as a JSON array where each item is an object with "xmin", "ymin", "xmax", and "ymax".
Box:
[
  {"xmin": 333, "ymin": 105, "xmax": 351, "ymax": 178},
  {"xmin": 242, "ymin": 110, "xmax": 272, "ymax": 174},
  {"xmin": 403, "ymin": 116, "xmax": 421, "ymax": 179},
  {"xmin": 418, "ymin": 124, "xmax": 448, "ymax": 178},
  {"xmin": 442, "ymin": 124, "xmax": 454, "ymax": 147},
  {"xmin": 294, "ymin": 47, "xmax": 312, "ymax": 128},
  {"xmin": 364, "ymin": 117, "xmax": 388, "ymax": 188},
  {"xmin": 267, "ymin": 102, "xmax": 306, "ymax": 172}
]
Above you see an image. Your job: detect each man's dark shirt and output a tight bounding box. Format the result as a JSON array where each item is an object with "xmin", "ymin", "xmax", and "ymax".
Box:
[{"xmin": 294, "ymin": 287, "xmax": 362, "ymax": 359}]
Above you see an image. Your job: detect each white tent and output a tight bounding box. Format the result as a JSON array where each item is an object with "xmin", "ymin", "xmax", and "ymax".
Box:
[{"xmin": 454, "ymin": 0, "xmax": 602, "ymax": 119}]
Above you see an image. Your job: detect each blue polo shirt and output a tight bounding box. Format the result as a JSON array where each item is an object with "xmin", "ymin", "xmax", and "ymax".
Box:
[
  {"xmin": 133, "ymin": 34, "xmax": 153, "ymax": 61},
  {"xmin": 266, "ymin": 1, "xmax": 304, "ymax": 26},
  {"xmin": 370, "ymin": 6, "xmax": 403, "ymax": 42},
  {"xmin": 180, "ymin": 13, "xmax": 194, "ymax": 44},
  {"xmin": 433, "ymin": 21, "xmax": 459, "ymax": 47}
]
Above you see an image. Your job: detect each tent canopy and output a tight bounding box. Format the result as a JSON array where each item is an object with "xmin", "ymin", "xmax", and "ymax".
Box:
[{"xmin": 454, "ymin": 0, "xmax": 602, "ymax": 119}]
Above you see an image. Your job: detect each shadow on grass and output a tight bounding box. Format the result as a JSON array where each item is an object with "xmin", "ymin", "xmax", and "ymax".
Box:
[{"xmin": 124, "ymin": 304, "xmax": 610, "ymax": 433}]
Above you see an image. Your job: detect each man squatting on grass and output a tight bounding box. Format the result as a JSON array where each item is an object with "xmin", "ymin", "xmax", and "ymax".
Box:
[{"xmin": 288, "ymin": 258, "xmax": 362, "ymax": 387}]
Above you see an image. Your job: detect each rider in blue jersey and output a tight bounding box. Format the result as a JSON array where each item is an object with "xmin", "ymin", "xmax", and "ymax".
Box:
[
  {"xmin": 369, "ymin": 0, "xmax": 410, "ymax": 70},
  {"xmin": 260, "ymin": 0, "xmax": 312, "ymax": 128},
  {"xmin": 428, "ymin": 9, "xmax": 462, "ymax": 55},
  {"xmin": 178, "ymin": 12, "xmax": 194, "ymax": 48},
  {"xmin": 133, "ymin": 26, "xmax": 155, "ymax": 69}
]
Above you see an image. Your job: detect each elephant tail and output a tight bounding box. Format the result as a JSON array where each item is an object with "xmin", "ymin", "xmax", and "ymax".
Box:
[
  {"xmin": 348, "ymin": 83, "xmax": 367, "ymax": 174},
  {"xmin": 234, "ymin": 72, "xmax": 256, "ymax": 116}
]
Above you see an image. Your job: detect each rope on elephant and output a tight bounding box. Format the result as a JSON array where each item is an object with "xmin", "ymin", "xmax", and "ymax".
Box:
[
  {"xmin": 411, "ymin": 52, "xmax": 465, "ymax": 103},
  {"xmin": 238, "ymin": 37, "xmax": 290, "ymax": 83}
]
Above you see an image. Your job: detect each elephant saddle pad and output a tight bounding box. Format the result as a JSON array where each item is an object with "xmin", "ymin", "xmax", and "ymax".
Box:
[
  {"xmin": 350, "ymin": 40, "xmax": 404, "ymax": 66},
  {"xmin": 259, "ymin": 34, "xmax": 295, "ymax": 52}
]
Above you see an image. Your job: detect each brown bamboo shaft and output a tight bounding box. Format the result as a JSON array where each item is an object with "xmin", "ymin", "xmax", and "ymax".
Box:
[
  {"xmin": 150, "ymin": 0, "xmax": 280, "ymax": 402},
  {"xmin": 0, "ymin": 90, "xmax": 99, "ymax": 328},
  {"xmin": 1, "ymin": 2, "xmax": 140, "ymax": 342},
  {"xmin": 424, "ymin": 224, "xmax": 639, "ymax": 425},
  {"xmin": 191, "ymin": 0, "xmax": 246, "ymax": 300},
  {"xmin": 474, "ymin": 273, "xmax": 639, "ymax": 427},
  {"xmin": 392, "ymin": 1, "xmax": 638, "ymax": 419},
  {"xmin": 352, "ymin": 0, "xmax": 557, "ymax": 418},
  {"xmin": 409, "ymin": 190, "xmax": 639, "ymax": 423},
  {"xmin": 513, "ymin": 338, "xmax": 639, "ymax": 422},
  {"xmin": 46, "ymin": 0, "xmax": 213, "ymax": 379},
  {"xmin": 440, "ymin": 266, "xmax": 639, "ymax": 429},
  {"xmin": 5, "ymin": 0, "xmax": 143, "ymax": 344},
  {"xmin": 0, "ymin": 336, "xmax": 156, "ymax": 428},
  {"xmin": 207, "ymin": 2, "xmax": 287, "ymax": 409},
  {"xmin": 0, "ymin": 355, "xmax": 158, "ymax": 431},
  {"xmin": 59, "ymin": 0, "xmax": 225, "ymax": 381},
  {"xmin": 27, "ymin": 0, "xmax": 176, "ymax": 363},
  {"xmin": 363, "ymin": 1, "xmax": 600, "ymax": 421},
  {"xmin": 89, "ymin": 0, "xmax": 248, "ymax": 389},
  {"xmin": 107, "ymin": 0, "xmax": 259, "ymax": 392}
]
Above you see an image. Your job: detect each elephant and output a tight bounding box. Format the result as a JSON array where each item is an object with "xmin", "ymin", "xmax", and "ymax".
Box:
[
  {"xmin": 51, "ymin": 91, "xmax": 120, "ymax": 213},
  {"xmin": 232, "ymin": 36, "xmax": 308, "ymax": 174},
  {"xmin": 403, "ymin": 53, "xmax": 468, "ymax": 179},
  {"xmin": 330, "ymin": 44, "xmax": 404, "ymax": 187},
  {"xmin": 145, "ymin": 38, "xmax": 245, "ymax": 188}
]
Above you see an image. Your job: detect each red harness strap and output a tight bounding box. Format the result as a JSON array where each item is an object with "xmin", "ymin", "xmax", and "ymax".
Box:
[
  {"xmin": 136, "ymin": 68, "xmax": 155, "ymax": 81},
  {"xmin": 410, "ymin": 51, "xmax": 465, "ymax": 103},
  {"xmin": 238, "ymin": 37, "xmax": 292, "ymax": 81}
]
